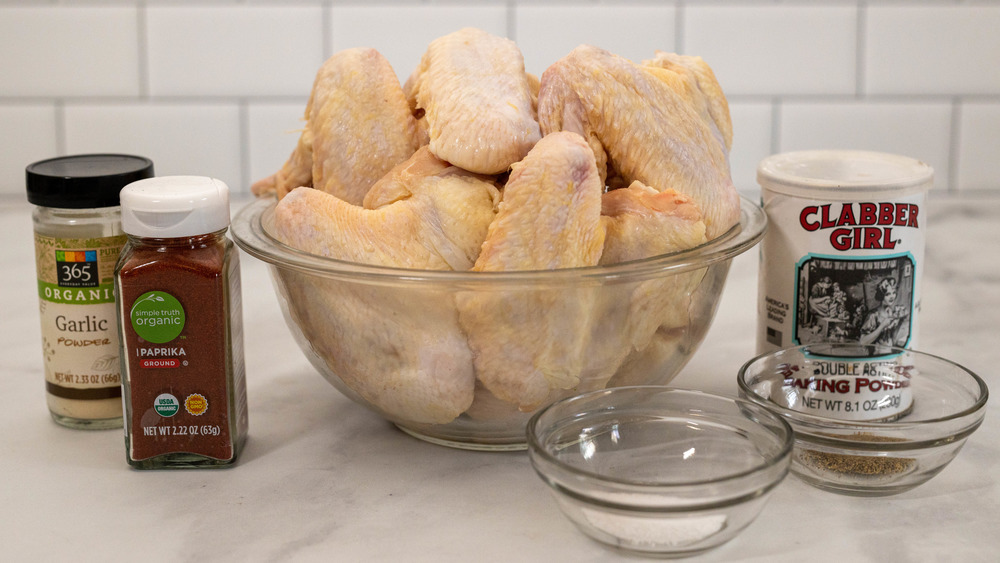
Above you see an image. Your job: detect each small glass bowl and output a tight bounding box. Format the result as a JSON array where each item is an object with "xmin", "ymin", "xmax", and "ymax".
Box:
[
  {"xmin": 738, "ymin": 344, "xmax": 988, "ymax": 497},
  {"xmin": 526, "ymin": 386, "xmax": 792, "ymax": 558}
]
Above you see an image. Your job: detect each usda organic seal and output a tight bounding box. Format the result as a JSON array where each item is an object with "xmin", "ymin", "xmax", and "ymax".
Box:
[{"xmin": 154, "ymin": 393, "xmax": 180, "ymax": 417}]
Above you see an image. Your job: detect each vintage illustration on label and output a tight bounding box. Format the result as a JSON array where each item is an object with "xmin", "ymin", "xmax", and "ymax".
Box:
[{"xmin": 794, "ymin": 254, "xmax": 914, "ymax": 355}]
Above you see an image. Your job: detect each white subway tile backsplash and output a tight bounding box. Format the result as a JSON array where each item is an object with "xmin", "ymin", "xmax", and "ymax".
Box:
[
  {"xmin": 63, "ymin": 103, "xmax": 243, "ymax": 192},
  {"xmin": 330, "ymin": 5, "xmax": 508, "ymax": 83},
  {"xmin": 247, "ymin": 102, "xmax": 308, "ymax": 188},
  {"xmin": 514, "ymin": 5, "xmax": 676, "ymax": 76},
  {"xmin": 0, "ymin": 7, "xmax": 140, "ymax": 97},
  {"xmin": 0, "ymin": 1, "xmax": 998, "ymax": 197},
  {"xmin": 0, "ymin": 105, "xmax": 58, "ymax": 196},
  {"xmin": 866, "ymin": 6, "xmax": 1000, "ymax": 96},
  {"xmin": 728, "ymin": 102, "xmax": 774, "ymax": 194},
  {"xmin": 146, "ymin": 6, "xmax": 325, "ymax": 97},
  {"xmin": 779, "ymin": 101, "xmax": 953, "ymax": 190},
  {"xmin": 684, "ymin": 5, "xmax": 857, "ymax": 96},
  {"xmin": 957, "ymin": 103, "xmax": 1000, "ymax": 193}
]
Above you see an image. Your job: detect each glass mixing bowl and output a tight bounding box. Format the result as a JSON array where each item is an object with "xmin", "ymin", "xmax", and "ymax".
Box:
[{"xmin": 232, "ymin": 195, "xmax": 766, "ymax": 450}]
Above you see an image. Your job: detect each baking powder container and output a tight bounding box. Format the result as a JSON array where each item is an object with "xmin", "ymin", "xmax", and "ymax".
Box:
[{"xmin": 755, "ymin": 150, "xmax": 933, "ymax": 421}]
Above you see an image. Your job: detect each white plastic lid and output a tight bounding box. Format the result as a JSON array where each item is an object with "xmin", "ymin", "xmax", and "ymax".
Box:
[
  {"xmin": 121, "ymin": 176, "xmax": 231, "ymax": 238},
  {"xmin": 757, "ymin": 150, "xmax": 934, "ymax": 200}
]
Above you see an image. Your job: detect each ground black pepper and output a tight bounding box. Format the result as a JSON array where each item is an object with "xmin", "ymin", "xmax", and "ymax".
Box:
[
  {"xmin": 115, "ymin": 176, "xmax": 247, "ymax": 469},
  {"xmin": 799, "ymin": 433, "xmax": 915, "ymax": 477}
]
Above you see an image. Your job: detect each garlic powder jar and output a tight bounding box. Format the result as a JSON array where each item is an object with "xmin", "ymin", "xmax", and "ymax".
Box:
[{"xmin": 27, "ymin": 154, "xmax": 154, "ymax": 429}]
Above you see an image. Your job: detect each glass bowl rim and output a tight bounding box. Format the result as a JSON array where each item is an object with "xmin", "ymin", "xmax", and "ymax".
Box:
[
  {"xmin": 737, "ymin": 344, "xmax": 990, "ymax": 433},
  {"xmin": 525, "ymin": 386, "xmax": 794, "ymax": 491},
  {"xmin": 231, "ymin": 194, "xmax": 766, "ymax": 285}
]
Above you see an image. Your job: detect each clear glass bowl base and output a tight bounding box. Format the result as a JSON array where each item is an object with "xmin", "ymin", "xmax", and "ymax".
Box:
[{"xmin": 395, "ymin": 424, "xmax": 528, "ymax": 452}]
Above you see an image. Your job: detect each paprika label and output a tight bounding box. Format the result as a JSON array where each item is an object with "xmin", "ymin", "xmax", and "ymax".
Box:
[{"xmin": 117, "ymin": 240, "xmax": 245, "ymax": 464}]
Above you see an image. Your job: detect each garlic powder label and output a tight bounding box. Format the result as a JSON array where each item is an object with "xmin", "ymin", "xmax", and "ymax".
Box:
[{"xmin": 34, "ymin": 234, "xmax": 124, "ymax": 398}]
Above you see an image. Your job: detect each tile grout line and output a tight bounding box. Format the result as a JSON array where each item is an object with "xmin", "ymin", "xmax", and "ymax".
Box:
[
  {"xmin": 239, "ymin": 99, "xmax": 251, "ymax": 194},
  {"xmin": 948, "ymin": 99, "xmax": 962, "ymax": 194},
  {"xmin": 138, "ymin": 2, "xmax": 150, "ymax": 100},
  {"xmin": 507, "ymin": 0, "xmax": 516, "ymax": 42},
  {"xmin": 856, "ymin": 0, "xmax": 866, "ymax": 98},
  {"xmin": 771, "ymin": 97, "xmax": 781, "ymax": 156},
  {"xmin": 54, "ymin": 100, "xmax": 66, "ymax": 156},
  {"xmin": 322, "ymin": 1, "xmax": 332, "ymax": 58},
  {"xmin": 675, "ymin": 1, "xmax": 684, "ymax": 53}
]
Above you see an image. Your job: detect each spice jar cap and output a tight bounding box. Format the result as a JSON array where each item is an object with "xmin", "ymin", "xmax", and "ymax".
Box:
[
  {"xmin": 26, "ymin": 154, "xmax": 154, "ymax": 209},
  {"xmin": 121, "ymin": 176, "xmax": 231, "ymax": 238}
]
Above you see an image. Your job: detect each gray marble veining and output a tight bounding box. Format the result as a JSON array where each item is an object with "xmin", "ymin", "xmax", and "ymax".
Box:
[{"xmin": 1, "ymin": 197, "xmax": 996, "ymax": 561}]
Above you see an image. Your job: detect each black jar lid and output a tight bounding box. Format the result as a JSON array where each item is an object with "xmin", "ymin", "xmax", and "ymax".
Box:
[{"xmin": 26, "ymin": 154, "xmax": 155, "ymax": 209}]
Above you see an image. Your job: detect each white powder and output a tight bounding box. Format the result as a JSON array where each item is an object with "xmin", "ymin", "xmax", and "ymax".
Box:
[{"xmin": 581, "ymin": 508, "xmax": 726, "ymax": 547}]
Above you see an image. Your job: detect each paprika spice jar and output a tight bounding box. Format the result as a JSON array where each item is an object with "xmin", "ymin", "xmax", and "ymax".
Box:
[{"xmin": 115, "ymin": 176, "xmax": 248, "ymax": 469}]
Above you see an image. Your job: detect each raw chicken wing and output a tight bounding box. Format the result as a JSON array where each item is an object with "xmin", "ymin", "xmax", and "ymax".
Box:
[
  {"xmin": 643, "ymin": 52, "xmax": 733, "ymax": 153},
  {"xmin": 458, "ymin": 131, "xmax": 605, "ymax": 411},
  {"xmin": 269, "ymin": 151, "xmax": 500, "ymax": 424},
  {"xmin": 600, "ymin": 182, "xmax": 707, "ymax": 265},
  {"xmin": 405, "ymin": 28, "xmax": 541, "ymax": 175},
  {"xmin": 274, "ymin": 149, "xmax": 499, "ymax": 271},
  {"xmin": 599, "ymin": 182, "xmax": 708, "ymax": 352},
  {"xmin": 253, "ymin": 48, "xmax": 424, "ymax": 204},
  {"xmin": 537, "ymin": 45, "xmax": 739, "ymax": 239}
]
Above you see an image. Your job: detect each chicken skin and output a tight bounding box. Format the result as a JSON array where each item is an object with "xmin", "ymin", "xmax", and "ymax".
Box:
[
  {"xmin": 642, "ymin": 52, "xmax": 733, "ymax": 154},
  {"xmin": 599, "ymin": 182, "xmax": 708, "ymax": 350},
  {"xmin": 269, "ymin": 150, "xmax": 500, "ymax": 424},
  {"xmin": 600, "ymin": 182, "xmax": 708, "ymax": 266},
  {"xmin": 273, "ymin": 147, "xmax": 499, "ymax": 271},
  {"xmin": 457, "ymin": 131, "xmax": 605, "ymax": 411},
  {"xmin": 537, "ymin": 45, "xmax": 740, "ymax": 239},
  {"xmin": 404, "ymin": 28, "xmax": 541, "ymax": 175},
  {"xmin": 253, "ymin": 47, "xmax": 424, "ymax": 204}
]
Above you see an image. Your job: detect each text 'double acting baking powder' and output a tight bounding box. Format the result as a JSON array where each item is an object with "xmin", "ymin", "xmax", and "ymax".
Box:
[{"xmin": 756, "ymin": 150, "xmax": 933, "ymax": 421}]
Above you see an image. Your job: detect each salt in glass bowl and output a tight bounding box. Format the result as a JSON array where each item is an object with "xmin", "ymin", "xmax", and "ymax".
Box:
[
  {"xmin": 526, "ymin": 386, "xmax": 792, "ymax": 557},
  {"xmin": 232, "ymin": 196, "xmax": 765, "ymax": 450},
  {"xmin": 738, "ymin": 344, "xmax": 988, "ymax": 497}
]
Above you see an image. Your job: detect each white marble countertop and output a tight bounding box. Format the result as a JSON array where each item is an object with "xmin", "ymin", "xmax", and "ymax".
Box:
[{"xmin": 2, "ymin": 195, "xmax": 997, "ymax": 562}]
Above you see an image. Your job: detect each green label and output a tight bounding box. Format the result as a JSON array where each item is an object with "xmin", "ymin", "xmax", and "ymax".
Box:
[
  {"xmin": 37, "ymin": 281, "xmax": 116, "ymax": 304},
  {"xmin": 130, "ymin": 291, "xmax": 185, "ymax": 343},
  {"xmin": 154, "ymin": 393, "xmax": 180, "ymax": 417}
]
